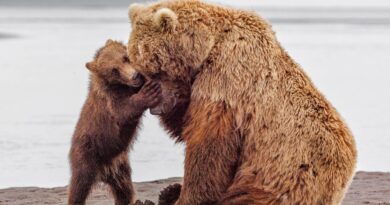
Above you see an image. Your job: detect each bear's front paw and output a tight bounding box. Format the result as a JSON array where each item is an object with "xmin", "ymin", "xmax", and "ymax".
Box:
[
  {"xmin": 134, "ymin": 199, "xmax": 155, "ymax": 205},
  {"xmin": 158, "ymin": 183, "xmax": 182, "ymax": 205}
]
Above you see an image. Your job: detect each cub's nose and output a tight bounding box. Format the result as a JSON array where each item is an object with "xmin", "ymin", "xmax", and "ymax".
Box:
[
  {"xmin": 132, "ymin": 72, "xmax": 142, "ymax": 80},
  {"xmin": 132, "ymin": 72, "xmax": 145, "ymax": 88}
]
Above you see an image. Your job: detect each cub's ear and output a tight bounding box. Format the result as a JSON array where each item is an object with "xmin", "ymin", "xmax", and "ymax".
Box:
[
  {"xmin": 85, "ymin": 62, "xmax": 97, "ymax": 72},
  {"xmin": 105, "ymin": 39, "xmax": 115, "ymax": 45},
  {"xmin": 153, "ymin": 8, "xmax": 178, "ymax": 32},
  {"xmin": 128, "ymin": 3, "xmax": 145, "ymax": 23}
]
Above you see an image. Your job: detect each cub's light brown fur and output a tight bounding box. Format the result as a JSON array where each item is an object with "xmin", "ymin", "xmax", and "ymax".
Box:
[
  {"xmin": 68, "ymin": 40, "xmax": 161, "ymax": 205},
  {"xmin": 128, "ymin": 1, "xmax": 357, "ymax": 204}
]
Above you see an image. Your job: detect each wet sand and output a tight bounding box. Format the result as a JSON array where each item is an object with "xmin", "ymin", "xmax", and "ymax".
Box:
[{"xmin": 0, "ymin": 172, "xmax": 389, "ymax": 205}]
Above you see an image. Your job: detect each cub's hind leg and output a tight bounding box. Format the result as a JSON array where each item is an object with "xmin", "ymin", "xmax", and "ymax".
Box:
[
  {"xmin": 68, "ymin": 161, "xmax": 98, "ymax": 205},
  {"xmin": 102, "ymin": 154, "xmax": 135, "ymax": 205}
]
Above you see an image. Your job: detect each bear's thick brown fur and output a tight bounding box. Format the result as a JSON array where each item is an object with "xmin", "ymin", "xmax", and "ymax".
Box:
[
  {"xmin": 68, "ymin": 40, "xmax": 161, "ymax": 205},
  {"xmin": 127, "ymin": 1, "xmax": 357, "ymax": 204}
]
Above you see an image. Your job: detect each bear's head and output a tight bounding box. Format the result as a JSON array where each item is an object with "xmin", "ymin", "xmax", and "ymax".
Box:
[
  {"xmin": 87, "ymin": 40, "xmax": 145, "ymax": 91},
  {"xmin": 128, "ymin": 0, "xmax": 279, "ymax": 116},
  {"xmin": 127, "ymin": 0, "xmax": 217, "ymax": 115}
]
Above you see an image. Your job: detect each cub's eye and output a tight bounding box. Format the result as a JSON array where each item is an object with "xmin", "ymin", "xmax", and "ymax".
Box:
[
  {"xmin": 122, "ymin": 56, "xmax": 130, "ymax": 63},
  {"xmin": 111, "ymin": 68, "xmax": 120, "ymax": 77}
]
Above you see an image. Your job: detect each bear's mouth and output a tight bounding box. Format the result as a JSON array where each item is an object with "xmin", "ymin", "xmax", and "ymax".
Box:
[
  {"xmin": 150, "ymin": 106, "xmax": 163, "ymax": 115},
  {"xmin": 150, "ymin": 97, "xmax": 177, "ymax": 116}
]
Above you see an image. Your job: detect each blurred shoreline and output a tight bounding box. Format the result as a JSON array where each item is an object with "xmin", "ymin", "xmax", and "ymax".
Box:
[
  {"xmin": 0, "ymin": 6, "xmax": 390, "ymax": 25},
  {"xmin": 2, "ymin": 6, "xmax": 390, "ymax": 25}
]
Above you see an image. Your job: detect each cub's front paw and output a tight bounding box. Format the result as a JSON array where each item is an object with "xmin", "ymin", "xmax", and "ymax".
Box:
[{"xmin": 135, "ymin": 81, "xmax": 162, "ymax": 108}]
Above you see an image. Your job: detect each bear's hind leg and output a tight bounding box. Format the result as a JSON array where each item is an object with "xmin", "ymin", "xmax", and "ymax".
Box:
[
  {"xmin": 103, "ymin": 159, "xmax": 135, "ymax": 205},
  {"xmin": 218, "ymin": 187, "xmax": 279, "ymax": 205}
]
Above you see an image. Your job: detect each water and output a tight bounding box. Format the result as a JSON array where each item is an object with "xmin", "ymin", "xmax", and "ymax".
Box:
[{"xmin": 0, "ymin": 6, "xmax": 389, "ymax": 188}]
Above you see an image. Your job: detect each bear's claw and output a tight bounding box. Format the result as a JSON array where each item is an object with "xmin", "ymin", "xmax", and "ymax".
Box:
[
  {"xmin": 134, "ymin": 200, "xmax": 155, "ymax": 205},
  {"xmin": 158, "ymin": 183, "xmax": 182, "ymax": 205}
]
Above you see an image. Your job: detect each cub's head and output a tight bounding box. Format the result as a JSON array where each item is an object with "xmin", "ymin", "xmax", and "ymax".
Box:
[{"xmin": 86, "ymin": 39, "xmax": 144, "ymax": 89}]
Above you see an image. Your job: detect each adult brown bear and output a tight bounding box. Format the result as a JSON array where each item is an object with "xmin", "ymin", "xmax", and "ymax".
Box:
[{"xmin": 127, "ymin": 1, "xmax": 357, "ymax": 204}]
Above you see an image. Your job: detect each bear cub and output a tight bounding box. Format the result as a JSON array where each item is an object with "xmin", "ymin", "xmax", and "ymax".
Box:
[{"xmin": 68, "ymin": 40, "xmax": 161, "ymax": 205}]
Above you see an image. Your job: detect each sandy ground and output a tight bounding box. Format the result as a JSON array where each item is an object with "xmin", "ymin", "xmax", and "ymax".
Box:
[{"xmin": 0, "ymin": 172, "xmax": 389, "ymax": 205}]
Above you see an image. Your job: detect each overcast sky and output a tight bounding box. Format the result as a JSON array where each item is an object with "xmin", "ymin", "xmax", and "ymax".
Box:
[{"xmin": 1, "ymin": 0, "xmax": 390, "ymax": 7}]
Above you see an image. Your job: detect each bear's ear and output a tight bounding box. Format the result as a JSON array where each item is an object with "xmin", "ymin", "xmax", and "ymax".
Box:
[
  {"xmin": 128, "ymin": 3, "xmax": 145, "ymax": 23},
  {"xmin": 105, "ymin": 39, "xmax": 115, "ymax": 45},
  {"xmin": 153, "ymin": 8, "xmax": 178, "ymax": 32},
  {"xmin": 85, "ymin": 62, "xmax": 97, "ymax": 72}
]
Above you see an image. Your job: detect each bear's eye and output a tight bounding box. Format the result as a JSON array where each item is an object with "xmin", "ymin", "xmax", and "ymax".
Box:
[
  {"xmin": 111, "ymin": 68, "xmax": 120, "ymax": 77},
  {"xmin": 150, "ymin": 73, "xmax": 161, "ymax": 80},
  {"xmin": 123, "ymin": 56, "xmax": 130, "ymax": 63}
]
